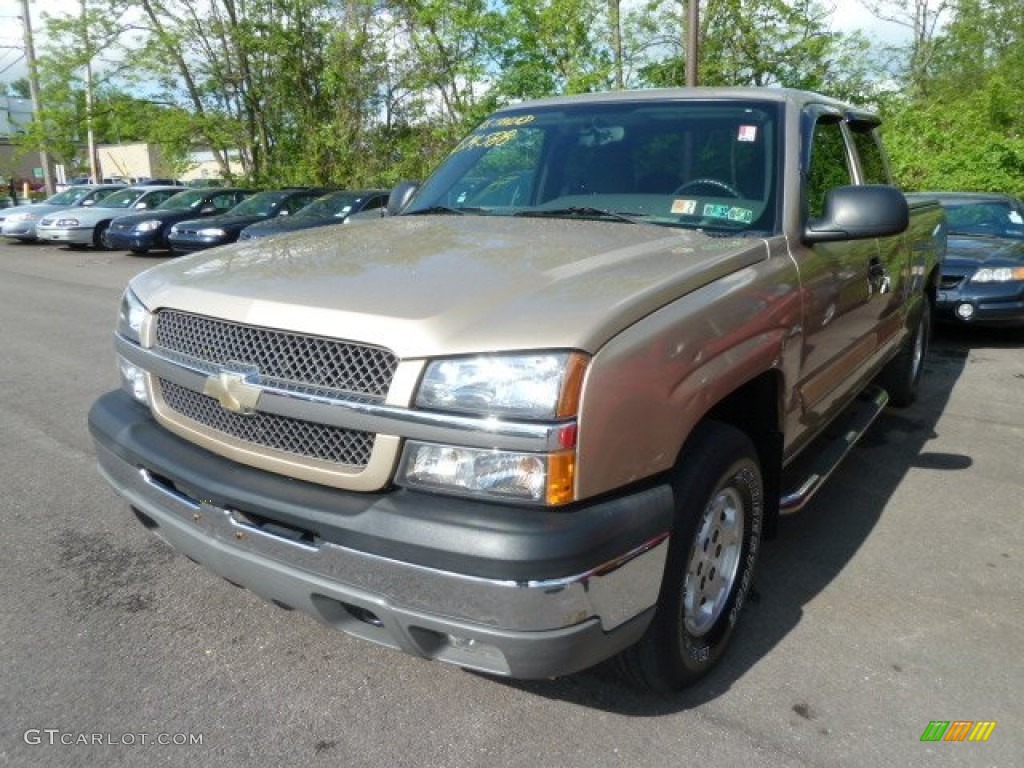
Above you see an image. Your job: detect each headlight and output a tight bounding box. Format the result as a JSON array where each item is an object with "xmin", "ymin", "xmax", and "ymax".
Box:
[
  {"xmin": 401, "ymin": 352, "xmax": 587, "ymax": 505},
  {"xmin": 115, "ymin": 288, "xmax": 152, "ymax": 405},
  {"xmin": 399, "ymin": 443, "xmax": 574, "ymax": 505},
  {"xmin": 116, "ymin": 288, "xmax": 149, "ymax": 344},
  {"xmin": 56, "ymin": 218, "xmax": 79, "ymax": 227},
  {"xmin": 197, "ymin": 227, "xmax": 226, "ymax": 237},
  {"xmin": 136, "ymin": 219, "xmax": 161, "ymax": 232},
  {"xmin": 416, "ymin": 352, "xmax": 586, "ymax": 420},
  {"xmin": 971, "ymin": 266, "xmax": 1024, "ymax": 283}
]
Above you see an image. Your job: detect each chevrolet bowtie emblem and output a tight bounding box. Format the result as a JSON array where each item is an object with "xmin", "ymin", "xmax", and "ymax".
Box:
[{"xmin": 203, "ymin": 367, "xmax": 262, "ymax": 415}]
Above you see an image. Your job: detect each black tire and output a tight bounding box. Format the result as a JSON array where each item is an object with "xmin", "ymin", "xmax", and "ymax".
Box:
[
  {"xmin": 878, "ymin": 297, "xmax": 931, "ymax": 407},
  {"xmin": 94, "ymin": 221, "xmax": 112, "ymax": 250},
  {"xmin": 617, "ymin": 421, "xmax": 763, "ymax": 692}
]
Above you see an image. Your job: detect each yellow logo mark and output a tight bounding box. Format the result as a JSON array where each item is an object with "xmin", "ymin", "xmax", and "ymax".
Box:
[{"xmin": 968, "ymin": 721, "xmax": 997, "ymax": 742}]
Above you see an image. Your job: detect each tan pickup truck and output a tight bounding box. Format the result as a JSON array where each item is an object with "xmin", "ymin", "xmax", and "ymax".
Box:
[{"xmin": 89, "ymin": 88, "xmax": 945, "ymax": 691}]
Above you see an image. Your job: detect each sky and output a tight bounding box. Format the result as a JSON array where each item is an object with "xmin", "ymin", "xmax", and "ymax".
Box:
[{"xmin": 0, "ymin": 0, "xmax": 912, "ymax": 89}]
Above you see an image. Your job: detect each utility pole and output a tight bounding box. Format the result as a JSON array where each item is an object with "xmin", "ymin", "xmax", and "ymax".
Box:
[
  {"xmin": 81, "ymin": 0, "xmax": 99, "ymax": 183},
  {"xmin": 19, "ymin": 0, "xmax": 53, "ymax": 194},
  {"xmin": 686, "ymin": 0, "xmax": 699, "ymax": 86}
]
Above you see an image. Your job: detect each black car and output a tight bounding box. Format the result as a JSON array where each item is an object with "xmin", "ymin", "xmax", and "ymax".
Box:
[
  {"xmin": 106, "ymin": 187, "xmax": 255, "ymax": 253},
  {"xmin": 238, "ymin": 189, "xmax": 389, "ymax": 240},
  {"xmin": 168, "ymin": 188, "xmax": 330, "ymax": 254},
  {"xmin": 910, "ymin": 192, "xmax": 1024, "ymax": 327}
]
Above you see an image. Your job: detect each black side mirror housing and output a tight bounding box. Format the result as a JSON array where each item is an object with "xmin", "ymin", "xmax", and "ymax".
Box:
[
  {"xmin": 387, "ymin": 181, "xmax": 419, "ymax": 216},
  {"xmin": 804, "ymin": 185, "xmax": 910, "ymax": 244}
]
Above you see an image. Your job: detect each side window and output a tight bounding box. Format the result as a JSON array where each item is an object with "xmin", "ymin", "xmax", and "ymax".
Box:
[
  {"xmin": 285, "ymin": 195, "xmax": 316, "ymax": 214},
  {"xmin": 211, "ymin": 193, "xmax": 235, "ymax": 210},
  {"xmin": 850, "ymin": 127, "xmax": 890, "ymax": 185},
  {"xmin": 806, "ymin": 119, "xmax": 853, "ymax": 219},
  {"xmin": 366, "ymin": 195, "xmax": 386, "ymax": 210}
]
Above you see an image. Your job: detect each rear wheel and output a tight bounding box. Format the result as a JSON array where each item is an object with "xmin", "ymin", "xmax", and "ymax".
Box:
[
  {"xmin": 617, "ymin": 421, "xmax": 763, "ymax": 692},
  {"xmin": 878, "ymin": 296, "xmax": 931, "ymax": 407}
]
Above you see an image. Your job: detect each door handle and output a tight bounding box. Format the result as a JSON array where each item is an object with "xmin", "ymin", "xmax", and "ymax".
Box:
[{"xmin": 868, "ymin": 258, "xmax": 891, "ymax": 295}]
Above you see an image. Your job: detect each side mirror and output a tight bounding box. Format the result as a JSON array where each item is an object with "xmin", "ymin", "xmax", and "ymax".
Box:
[
  {"xmin": 135, "ymin": 202, "xmax": 148, "ymax": 209},
  {"xmin": 387, "ymin": 181, "xmax": 419, "ymax": 216},
  {"xmin": 804, "ymin": 185, "xmax": 909, "ymax": 244},
  {"xmin": 82, "ymin": 199, "xmax": 96, "ymax": 207},
  {"xmin": 199, "ymin": 204, "xmax": 217, "ymax": 215}
]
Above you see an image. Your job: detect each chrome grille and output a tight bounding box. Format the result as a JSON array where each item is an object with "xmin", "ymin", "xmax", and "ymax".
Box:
[
  {"xmin": 159, "ymin": 379, "xmax": 375, "ymax": 466},
  {"xmin": 154, "ymin": 309, "xmax": 398, "ymax": 398}
]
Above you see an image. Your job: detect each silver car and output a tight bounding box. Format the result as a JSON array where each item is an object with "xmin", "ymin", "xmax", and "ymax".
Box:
[
  {"xmin": 36, "ymin": 185, "xmax": 185, "ymax": 249},
  {"xmin": 0, "ymin": 184, "xmax": 126, "ymax": 242}
]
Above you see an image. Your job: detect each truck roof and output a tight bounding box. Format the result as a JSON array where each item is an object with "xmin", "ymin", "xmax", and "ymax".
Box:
[{"xmin": 493, "ymin": 86, "xmax": 873, "ymax": 117}]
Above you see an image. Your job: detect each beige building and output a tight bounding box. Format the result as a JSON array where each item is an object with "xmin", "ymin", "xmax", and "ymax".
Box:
[{"xmin": 97, "ymin": 142, "xmax": 170, "ymax": 181}]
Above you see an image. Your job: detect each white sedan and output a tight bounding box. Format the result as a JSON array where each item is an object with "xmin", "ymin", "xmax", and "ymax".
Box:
[
  {"xmin": 0, "ymin": 184, "xmax": 125, "ymax": 242},
  {"xmin": 36, "ymin": 185, "xmax": 185, "ymax": 249}
]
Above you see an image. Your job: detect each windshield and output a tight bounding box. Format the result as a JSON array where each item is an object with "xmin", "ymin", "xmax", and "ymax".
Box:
[
  {"xmin": 157, "ymin": 189, "xmax": 208, "ymax": 211},
  {"xmin": 406, "ymin": 100, "xmax": 781, "ymax": 233},
  {"xmin": 942, "ymin": 201, "xmax": 1024, "ymax": 239},
  {"xmin": 297, "ymin": 192, "xmax": 360, "ymax": 218},
  {"xmin": 44, "ymin": 187, "xmax": 94, "ymax": 206},
  {"xmin": 226, "ymin": 191, "xmax": 289, "ymax": 217},
  {"xmin": 94, "ymin": 188, "xmax": 147, "ymax": 208}
]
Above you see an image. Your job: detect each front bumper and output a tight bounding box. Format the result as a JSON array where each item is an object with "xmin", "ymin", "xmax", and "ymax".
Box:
[
  {"xmin": 935, "ymin": 285, "xmax": 1024, "ymax": 327},
  {"xmin": 167, "ymin": 235, "xmax": 230, "ymax": 254},
  {"xmin": 37, "ymin": 226, "xmax": 93, "ymax": 245},
  {"xmin": 106, "ymin": 229, "xmax": 161, "ymax": 251},
  {"xmin": 88, "ymin": 390, "xmax": 672, "ymax": 678},
  {"xmin": 1, "ymin": 222, "xmax": 38, "ymax": 239}
]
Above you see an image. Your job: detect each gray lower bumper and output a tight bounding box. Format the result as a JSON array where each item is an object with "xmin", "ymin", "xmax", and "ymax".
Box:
[{"xmin": 93, "ymin": 435, "xmax": 668, "ymax": 679}]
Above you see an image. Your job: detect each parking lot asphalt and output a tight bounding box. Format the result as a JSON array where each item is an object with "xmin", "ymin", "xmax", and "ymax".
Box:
[{"xmin": 0, "ymin": 239, "xmax": 1021, "ymax": 768}]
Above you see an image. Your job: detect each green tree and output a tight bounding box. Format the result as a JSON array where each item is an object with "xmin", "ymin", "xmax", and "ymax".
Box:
[
  {"xmin": 494, "ymin": 0, "xmax": 611, "ymax": 100},
  {"xmin": 639, "ymin": 0, "xmax": 880, "ymax": 99}
]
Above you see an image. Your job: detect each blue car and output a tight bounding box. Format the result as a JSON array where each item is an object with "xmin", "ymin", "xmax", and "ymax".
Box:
[{"xmin": 909, "ymin": 192, "xmax": 1024, "ymax": 327}]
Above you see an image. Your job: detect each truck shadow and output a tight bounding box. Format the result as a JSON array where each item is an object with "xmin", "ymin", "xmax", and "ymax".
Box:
[{"xmin": 482, "ymin": 324, "xmax": 1019, "ymax": 713}]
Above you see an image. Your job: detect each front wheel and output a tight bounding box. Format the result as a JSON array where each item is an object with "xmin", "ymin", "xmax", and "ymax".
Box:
[
  {"xmin": 617, "ymin": 421, "xmax": 763, "ymax": 692},
  {"xmin": 94, "ymin": 221, "xmax": 112, "ymax": 250}
]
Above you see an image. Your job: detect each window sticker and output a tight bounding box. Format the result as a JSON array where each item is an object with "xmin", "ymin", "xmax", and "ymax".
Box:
[
  {"xmin": 1010, "ymin": 211, "xmax": 1023, "ymax": 225},
  {"xmin": 702, "ymin": 204, "xmax": 754, "ymax": 223},
  {"xmin": 453, "ymin": 129, "xmax": 519, "ymax": 153},
  {"xmin": 671, "ymin": 198, "xmax": 698, "ymax": 215},
  {"xmin": 476, "ymin": 114, "xmax": 536, "ymax": 130},
  {"xmin": 737, "ymin": 125, "xmax": 758, "ymax": 142}
]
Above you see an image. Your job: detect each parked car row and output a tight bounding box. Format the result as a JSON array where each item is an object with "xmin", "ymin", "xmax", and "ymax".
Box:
[{"xmin": 0, "ymin": 184, "xmax": 390, "ymax": 255}]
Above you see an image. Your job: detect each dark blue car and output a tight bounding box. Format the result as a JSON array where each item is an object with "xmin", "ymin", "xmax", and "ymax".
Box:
[
  {"xmin": 909, "ymin": 192, "xmax": 1024, "ymax": 327},
  {"xmin": 106, "ymin": 187, "xmax": 255, "ymax": 254},
  {"xmin": 238, "ymin": 189, "xmax": 389, "ymax": 240},
  {"xmin": 167, "ymin": 188, "xmax": 330, "ymax": 254}
]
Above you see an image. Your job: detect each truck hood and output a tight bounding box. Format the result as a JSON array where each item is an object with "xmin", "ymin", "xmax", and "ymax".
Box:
[{"xmin": 131, "ymin": 215, "xmax": 768, "ymax": 358}]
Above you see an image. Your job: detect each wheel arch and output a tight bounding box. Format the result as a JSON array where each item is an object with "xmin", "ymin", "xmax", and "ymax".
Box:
[{"xmin": 695, "ymin": 370, "xmax": 784, "ymax": 539}]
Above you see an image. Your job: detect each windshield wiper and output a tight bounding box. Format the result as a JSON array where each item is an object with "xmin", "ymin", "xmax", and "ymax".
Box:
[
  {"xmin": 515, "ymin": 206, "xmax": 649, "ymax": 225},
  {"xmin": 404, "ymin": 205, "xmax": 490, "ymax": 216}
]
